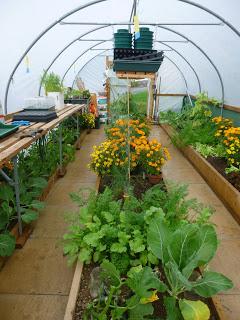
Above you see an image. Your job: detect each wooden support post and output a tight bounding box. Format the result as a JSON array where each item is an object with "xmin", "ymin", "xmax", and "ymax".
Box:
[{"xmin": 148, "ymin": 78, "xmax": 155, "ymax": 120}]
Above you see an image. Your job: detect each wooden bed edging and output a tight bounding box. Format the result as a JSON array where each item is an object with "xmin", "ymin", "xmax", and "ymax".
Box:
[
  {"xmin": 64, "ymin": 176, "xmax": 101, "ymax": 320},
  {"xmin": 161, "ymin": 124, "xmax": 240, "ymax": 225}
]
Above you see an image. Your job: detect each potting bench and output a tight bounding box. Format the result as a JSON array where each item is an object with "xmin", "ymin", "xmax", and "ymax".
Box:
[{"xmin": 0, "ymin": 104, "xmax": 88, "ymax": 237}]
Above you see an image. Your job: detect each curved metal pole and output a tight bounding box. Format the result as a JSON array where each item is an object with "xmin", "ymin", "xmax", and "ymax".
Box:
[
  {"xmin": 179, "ymin": 0, "xmax": 240, "ymax": 37},
  {"xmin": 5, "ymin": 0, "xmax": 233, "ymax": 114},
  {"xmin": 61, "ymin": 40, "xmax": 112, "ymax": 84},
  {"xmin": 164, "ymin": 55, "xmax": 193, "ymax": 106},
  {"xmin": 38, "ymin": 25, "xmax": 110, "ymax": 95},
  {"xmin": 157, "ymin": 25, "xmax": 224, "ymax": 108},
  {"xmin": 72, "ymin": 42, "xmax": 202, "ymax": 92},
  {"xmin": 3, "ymin": 0, "xmax": 107, "ymax": 114},
  {"xmin": 71, "ymin": 49, "xmax": 192, "ymax": 106},
  {"xmin": 71, "ymin": 49, "xmax": 111, "ymax": 88},
  {"xmin": 156, "ymin": 42, "xmax": 201, "ymax": 92},
  {"xmin": 71, "ymin": 45, "xmax": 190, "ymax": 93}
]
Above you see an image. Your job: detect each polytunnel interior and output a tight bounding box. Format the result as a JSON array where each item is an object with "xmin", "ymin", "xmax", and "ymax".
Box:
[
  {"xmin": 0, "ymin": 1, "xmax": 240, "ymax": 320},
  {"xmin": 1, "ymin": 0, "xmax": 240, "ymax": 113}
]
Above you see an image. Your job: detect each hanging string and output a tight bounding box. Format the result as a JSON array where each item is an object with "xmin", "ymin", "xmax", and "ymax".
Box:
[
  {"xmin": 25, "ymin": 55, "xmax": 30, "ymax": 73},
  {"xmin": 134, "ymin": 15, "xmax": 140, "ymax": 40}
]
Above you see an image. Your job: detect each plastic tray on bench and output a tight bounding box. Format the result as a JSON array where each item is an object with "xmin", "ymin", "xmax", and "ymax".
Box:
[
  {"xmin": 12, "ymin": 110, "xmax": 58, "ymax": 123},
  {"xmin": 0, "ymin": 122, "xmax": 19, "ymax": 139}
]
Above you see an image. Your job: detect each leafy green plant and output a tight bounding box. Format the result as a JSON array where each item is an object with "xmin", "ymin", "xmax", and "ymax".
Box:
[
  {"xmin": 0, "ymin": 118, "xmax": 78, "ymax": 257},
  {"xmin": 159, "ymin": 93, "xmax": 223, "ymax": 149},
  {"xmin": 83, "ymin": 260, "xmax": 166, "ymax": 320},
  {"xmin": 195, "ymin": 143, "xmax": 226, "ymax": 159},
  {"xmin": 0, "ymin": 178, "xmax": 46, "ymax": 257},
  {"xmin": 147, "ymin": 217, "xmax": 233, "ymax": 319},
  {"xmin": 110, "ymin": 93, "xmax": 147, "ymax": 122},
  {"xmin": 225, "ymin": 164, "xmax": 240, "ymax": 175},
  {"xmin": 63, "ymin": 184, "xmax": 213, "ymax": 267},
  {"xmin": 41, "ymin": 71, "xmax": 63, "ymax": 93}
]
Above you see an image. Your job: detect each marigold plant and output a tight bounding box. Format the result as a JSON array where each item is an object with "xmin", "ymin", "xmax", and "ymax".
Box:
[
  {"xmin": 212, "ymin": 116, "xmax": 233, "ymax": 139},
  {"xmin": 90, "ymin": 118, "xmax": 170, "ymax": 176},
  {"xmin": 223, "ymin": 126, "xmax": 240, "ymax": 166},
  {"xmin": 140, "ymin": 139, "xmax": 171, "ymax": 175},
  {"xmin": 80, "ymin": 113, "xmax": 95, "ymax": 129}
]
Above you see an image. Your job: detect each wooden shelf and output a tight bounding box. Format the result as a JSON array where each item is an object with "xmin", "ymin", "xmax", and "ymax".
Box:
[
  {"xmin": 0, "ymin": 105, "xmax": 86, "ymax": 168},
  {"xmin": 116, "ymin": 71, "xmax": 156, "ymax": 80}
]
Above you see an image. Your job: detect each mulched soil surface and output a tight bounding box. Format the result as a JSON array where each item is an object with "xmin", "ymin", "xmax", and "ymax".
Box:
[{"xmin": 207, "ymin": 157, "xmax": 240, "ymax": 192}]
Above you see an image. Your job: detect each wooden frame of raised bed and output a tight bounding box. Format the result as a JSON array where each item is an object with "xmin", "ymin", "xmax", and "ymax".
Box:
[
  {"xmin": 161, "ymin": 124, "xmax": 240, "ymax": 224},
  {"xmin": 63, "ymin": 175, "xmax": 228, "ymax": 320}
]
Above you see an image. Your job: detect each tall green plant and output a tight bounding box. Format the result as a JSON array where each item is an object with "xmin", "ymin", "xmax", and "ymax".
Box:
[{"xmin": 41, "ymin": 71, "xmax": 63, "ymax": 94}]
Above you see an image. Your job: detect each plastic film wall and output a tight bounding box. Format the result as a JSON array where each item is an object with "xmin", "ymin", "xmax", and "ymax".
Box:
[{"xmin": 0, "ymin": 0, "xmax": 240, "ymax": 113}]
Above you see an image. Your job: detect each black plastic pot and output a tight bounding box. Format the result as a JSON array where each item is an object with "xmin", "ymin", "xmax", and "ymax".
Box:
[{"xmin": 94, "ymin": 117, "xmax": 100, "ymax": 129}]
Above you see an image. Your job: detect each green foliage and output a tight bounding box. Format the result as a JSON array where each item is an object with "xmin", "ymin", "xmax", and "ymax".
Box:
[
  {"xmin": 171, "ymin": 121, "xmax": 217, "ymax": 148},
  {"xmin": 195, "ymin": 143, "xmax": 226, "ymax": 159},
  {"xmin": 110, "ymin": 252, "xmax": 130, "ymax": 275},
  {"xmin": 0, "ymin": 118, "xmax": 78, "ymax": 258},
  {"xmin": 0, "ymin": 233, "xmax": 16, "ymax": 257},
  {"xmin": 159, "ymin": 93, "xmax": 223, "ymax": 149},
  {"xmin": 84, "ymin": 261, "xmax": 163, "ymax": 320},
  {"xmin": 64, "ymin": 88, "xmax": 91, "ymax": 100},
  {"xmin": 110, "ymin": 92, "xmax": 147, "ymax": 121},
  {"xmin": 147, "ymin": 217, "xmax": 233, "ymax": 318},
  {"xmin": 41, "ymin": 71, "xmax": 63, "ymax": 93},
  {"xmin": 63, "ymin": 183, "xmax": 213, "ymax": 268},
  {"xmin": 225, "ymin": 164, "xmax": 240, "ymax": 175},
  {"xmin": 179, "ymin": 299, "xmax": 210, "ymax": 320}
]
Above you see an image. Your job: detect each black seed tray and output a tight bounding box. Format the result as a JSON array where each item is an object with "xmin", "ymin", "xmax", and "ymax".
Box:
[
  {"xmin": 114, "ymin": 48, "xmax": 157, "ymax": 60},
  {"xmin": 12, "ymin": 110, "xmax": 58, "ymax": 122}
]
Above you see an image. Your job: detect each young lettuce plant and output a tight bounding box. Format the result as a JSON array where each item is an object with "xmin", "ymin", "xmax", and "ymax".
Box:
[{"xmin": 147, "ymin": 217, "xmax": 233, "ymax": 320}]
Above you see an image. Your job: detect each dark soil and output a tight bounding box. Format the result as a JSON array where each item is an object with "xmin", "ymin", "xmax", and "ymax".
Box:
[
  {"xmin": 74, "ymin": 264, "xmax": 220, "ymax": 320},
  {"xmin": 73, "ymin": 264, "xmax": 94, "ymax": 320},
  {"xmin": 99, "ymin": 174, "xmax": 162, "ymax": 199},
  {"xmin": 207, "ymin": 157, "xmax": 240, "ymax": 192}
]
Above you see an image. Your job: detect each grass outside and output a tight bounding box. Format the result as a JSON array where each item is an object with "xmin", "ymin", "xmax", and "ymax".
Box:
[{"xmin": 131, "ymin": 90, "xmax": 148, "ymax": 115}]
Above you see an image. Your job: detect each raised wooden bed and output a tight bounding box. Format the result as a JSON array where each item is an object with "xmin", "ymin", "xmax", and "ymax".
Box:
[
  {"xmin": 64, "ymin": 175, "xmax": 227, "ymax": 320},
  {"xmin": 161, "ymin": 124, "xmax": 240, "ymax": 224}
]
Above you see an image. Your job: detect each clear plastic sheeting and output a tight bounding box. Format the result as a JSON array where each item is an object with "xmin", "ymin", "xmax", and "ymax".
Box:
[
  {"xmin": 158, "ymin": 96, "xmax": 184, "ymax": 113},
  {"xmin": 0, "ymin": 0, "xmax": 240, "ymax": 113}
]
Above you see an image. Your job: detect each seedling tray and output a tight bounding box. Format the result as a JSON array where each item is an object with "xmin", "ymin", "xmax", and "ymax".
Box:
[
  {"xmin": 0, "ymin": 123, "xmax": 19, "ymax": 139},
  {"xmin": 12, "ymin": 110, "xmax": 58, "ymax": 122},
  {"xmin": 113, "ymin": 59, "xmax": 163, "ymax": 73},
  {"xmin": 64, "ymin": 98, "xmax": 89, "ymax": 105}
]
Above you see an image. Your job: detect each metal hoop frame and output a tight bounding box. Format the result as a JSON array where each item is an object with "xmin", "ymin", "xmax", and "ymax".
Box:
[
  {"xmin": 71, "ymin": 48, "xmax": 193, "ymax": 108},
  {"xmin": 4, "ymin": 0, "xmax": 240, "ymax": 114},
  {"xmin": 71, "ymin": 39, "xmax": 202, "ymax": 92},
  {"xmin": 60, "ymin": 24, "xmax": 219, "ymax": 98}
]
